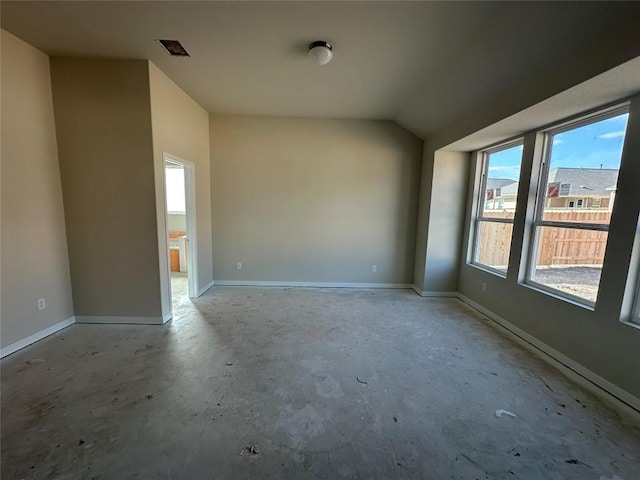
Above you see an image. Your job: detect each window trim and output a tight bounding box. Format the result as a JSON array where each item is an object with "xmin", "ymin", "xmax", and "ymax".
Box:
[
  {"xmin": 524, "ymin": 105, "xmax": 630, "ymax": 307},
  {"xmin": 469, "ymin": 139, "xmax": 523, "ymax": 277}
]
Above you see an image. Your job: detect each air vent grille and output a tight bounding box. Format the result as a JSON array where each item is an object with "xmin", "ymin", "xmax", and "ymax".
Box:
[{"xmin": 157, "ymin": 39, "xmax": 190, "ymax": 57}]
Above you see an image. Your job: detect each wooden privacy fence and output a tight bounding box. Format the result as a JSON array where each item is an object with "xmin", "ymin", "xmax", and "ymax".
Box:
[{"xmin": 477, "ymin": 210, "xmax": 611, "ymax": 268}]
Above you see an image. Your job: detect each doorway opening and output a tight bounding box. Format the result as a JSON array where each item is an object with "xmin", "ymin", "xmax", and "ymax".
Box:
[{"xmin": 163, "ymin": 154, "xmax": 197, "ymax": 310}]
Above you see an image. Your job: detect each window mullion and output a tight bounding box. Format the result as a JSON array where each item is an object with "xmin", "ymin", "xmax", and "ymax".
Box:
[
  {"xmin": 478, "ymin": 217, "xmax": 514, "ymax": 224},
  {"xmin": 535, "ymin": 220, "xmax": 609, "ymax": 232}
]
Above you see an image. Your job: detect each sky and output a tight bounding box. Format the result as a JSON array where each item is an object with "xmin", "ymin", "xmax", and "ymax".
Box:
[{"xmin": 488, "ymin": 113, "xmax": 629, "ymax": 181}]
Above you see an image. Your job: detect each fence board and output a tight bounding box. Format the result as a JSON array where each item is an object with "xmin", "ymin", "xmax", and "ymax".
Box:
[{"xmin": 477, "ymin": 210, "xmax": 611, "ymax": 268}]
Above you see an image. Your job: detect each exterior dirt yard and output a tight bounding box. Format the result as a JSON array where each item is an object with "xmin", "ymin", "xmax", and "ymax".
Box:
[{"xmin": 533, "ymin": 266, "xmax": 601, "ymax": 302}]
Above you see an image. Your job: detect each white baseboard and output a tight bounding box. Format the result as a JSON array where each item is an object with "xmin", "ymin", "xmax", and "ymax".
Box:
[
  {"xmin": 457, "ymin": 293, "xmax": 640, "ymax": 418},
  {"xmin": 75, "ymin": 315, "xmax": 164, "ymax": 325},
  {"xmin": 213, "ymin": 280, "xmax": 412, "ymax": 289},
  {"xmin": 197, "ymin": 280, "xmax": 215, "ymax": 297},
  {"xmin": 1, "ymin": 316, "xmax": 75, "ymax": 358},
  {"xmin": 411, "ymin": 285, "xmax": 458, "ymax": 297},
  {"xmin": 162, "ymin": 312, "xmax": 172, "ymax": 324}
]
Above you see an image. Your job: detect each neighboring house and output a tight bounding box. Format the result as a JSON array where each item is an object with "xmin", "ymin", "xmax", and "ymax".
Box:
[
  {"xmin": 486, "ymin": 168, "xmax": 618, "ymax": 211},
  {"xmin": 545, "ymin": 167, "xmax": 618, "ymax": 209},
  {"xmin": 484, "ymin": 178, "xmax": 517, "ymax": 211}
]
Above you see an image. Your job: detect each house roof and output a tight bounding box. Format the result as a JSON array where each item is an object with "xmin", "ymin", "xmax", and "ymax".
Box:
[
  {"xmin": 486, "ymin": 178, "xmax": 517, "ymax": 191},
  {"xmin": 495, "ymin": 167, "xmax": 619, "ymax": 199},
  {"xmin": 547, "ymin": 168, "xmax": 618, "ymax": 197},
  {"xmin": 500, "ymin": 182, "xmax": 520, "ymax": 196}
]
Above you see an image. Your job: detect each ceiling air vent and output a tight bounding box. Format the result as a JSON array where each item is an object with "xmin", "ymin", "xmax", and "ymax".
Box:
[{"xmin": 156, "ymin": 39, "xmax": 190, "ymax": 57}]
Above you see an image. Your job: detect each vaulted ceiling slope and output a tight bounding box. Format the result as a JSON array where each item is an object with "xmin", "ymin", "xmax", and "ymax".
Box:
[{"xmin": 2, "ymin": 1, "xmax": 639, "ymax": 140}]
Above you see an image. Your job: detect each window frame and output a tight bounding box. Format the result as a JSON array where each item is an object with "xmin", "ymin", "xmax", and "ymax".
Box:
[
  {"xmin": 633, "ymin": 275, "xmax": 640, "ymax": 325},
  {"xmin": 525, "ymin": 105, "xmax": 630, "ymax": 307},
  {"xmin": 469, "ymin": 139, "xmax": 524, "ymax": 277}
]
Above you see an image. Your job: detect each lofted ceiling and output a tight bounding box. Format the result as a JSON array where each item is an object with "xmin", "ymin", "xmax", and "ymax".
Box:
[{"xmin": 2, "ymin": 1, "xmax": 640, "ymax": 139}]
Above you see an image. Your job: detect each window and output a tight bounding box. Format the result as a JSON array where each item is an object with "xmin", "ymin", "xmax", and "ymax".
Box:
[
  {"xmin": 471, "ymin": 141, "xmax": 524, "ymax": 275},
  {"xmin": 526, "ymin": 107, "xmax": 629, "ymax": 306},
  {"xmin": 165, "ymin": 165, "xmax": 186, "ymax": 213}
]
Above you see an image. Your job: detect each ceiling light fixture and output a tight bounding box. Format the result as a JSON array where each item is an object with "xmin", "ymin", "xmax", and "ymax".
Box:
[{"xmin": 308, "ymin": 41, "xmax": 333, "ymax": 66}]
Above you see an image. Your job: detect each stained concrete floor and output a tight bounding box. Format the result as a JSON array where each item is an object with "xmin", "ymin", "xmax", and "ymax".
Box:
[{"xmin": 2, "ymin": 278, "xmax": 640, "ymax": 479}]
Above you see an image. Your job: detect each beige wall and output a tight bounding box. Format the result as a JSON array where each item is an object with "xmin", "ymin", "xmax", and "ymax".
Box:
[
  {"xmin": 210, "ymin": 116, "xmax": 422, "ymax": 284},
  {"xmin": 0, "ymin": 30, "xmax": 74, "ymax": 348},
  {"xmin": 50, "ymin": 58, "xmax": 162, "ymax": 320},
  {"xmin": 412, "ymin": 144, "xmax": 432, "ymax": 290},
  {"xmin": 413, "ymin": 148, "xmax": 469, "ymax": 293},
  {"xmin": 423, "ymin": 151, "xmax": 469, "ymax": 292},
  {"xmin": 149, "ymin": 62, "xmax": 213, "ymax": 310}
]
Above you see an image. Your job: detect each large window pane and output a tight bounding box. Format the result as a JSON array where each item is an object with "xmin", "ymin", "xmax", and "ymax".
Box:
[
  {"xmin": 482, "ymin": 144, "xmax": 523, "ymax": 219},
  {"xmin": 165, "ymin": 166, "xmax": 186, "ymax": 213},
  {"xmin": 474, "ymin": 221, "xmax": 514, "ymax": 273},
  {"xmin": 530, "ymin": 226, "xmax": 609, "ymax": 303},
  {"xmin": 541, "ymin": 113, "xmax": 628, "ymax": 223}
]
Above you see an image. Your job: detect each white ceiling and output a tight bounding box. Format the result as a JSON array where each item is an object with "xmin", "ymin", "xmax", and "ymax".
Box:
[{"xmin": 2, "ymin": 1, "xmax": 640, "ymax": 139}]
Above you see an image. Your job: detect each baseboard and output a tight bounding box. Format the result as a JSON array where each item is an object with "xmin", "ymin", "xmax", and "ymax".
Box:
[
  {"xmin": 1, "ymin": 316, "xmax": 75, "ymax": 358},
  {"xmin": 456, "ymin": 293, "xmax": 640, "ymax": 418},
  {"xmin": 162, "ymin": 312, "xmax": 172, "ymax": 324},
  {"xmin": 197, "ymin": 280, "xmax": 215, "ymax": 297},
  {"xmin": 75, "ymin": 315, "xmax": 164, "ymax": 325},
  {"xmin": 213, "ymin": 280, "xmax": 413, "ymax": 289},
  {"xmin": 411, "ymin": 285, "xmax": 458, "ymax": 297}
]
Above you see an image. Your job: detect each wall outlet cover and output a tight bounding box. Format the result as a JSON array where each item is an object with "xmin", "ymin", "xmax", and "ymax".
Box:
[{"xmin": 37, "ymin": 297, "xmax": 46, "ymax": 310}]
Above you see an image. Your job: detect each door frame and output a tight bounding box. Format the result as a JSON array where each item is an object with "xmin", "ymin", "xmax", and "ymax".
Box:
[{"xmin": 162, "ymin": 153, "xmax": 198, "ymax": 302}]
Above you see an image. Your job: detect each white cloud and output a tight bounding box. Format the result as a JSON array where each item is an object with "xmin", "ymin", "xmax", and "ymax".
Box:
[
  {"xmin": 489, "ymin": 166, "xmax": 518, "ymax": 171},
  {"xmin": 553, "ymin": 138, "xmax": 563, "ymax": 146},
  {"xmin": 597, "ymin": 130, "xmax": 626, "ymax": 140},
  {"xmin": 488, "ymin": 165, "xmax": 520, "ymax": 180}
]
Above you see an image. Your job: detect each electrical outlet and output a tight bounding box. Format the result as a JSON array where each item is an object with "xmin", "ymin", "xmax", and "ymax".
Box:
[
  {"xmin": 481, "ymin": 282, "xmax": 487, "ymax": 292},
  {"xmin": 372, "ymin": 265, "xmax": 377, "ymax": 273},
  {"xmin": 236, "ymin": 262, "xmax": 242, "ymax": 270},
  {"xmin": 37, "ymin": 297, "xmax": 46, "ymax": 311}
]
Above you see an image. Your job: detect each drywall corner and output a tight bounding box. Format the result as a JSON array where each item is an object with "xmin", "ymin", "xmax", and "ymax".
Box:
[
  {"xmin": 0, "ymin": 29, "xmax": 74, "ymax": 348},
  {"xmin": 50, "ymin": 57, "xmax": 162, "ymax": 318},
  {"xmin": 423, "ymin": 150, "xmax": 470, "ymax": 292},
  {"xmin": 413, "ymin": 146, "xmax": 470, "ymax": 292}
]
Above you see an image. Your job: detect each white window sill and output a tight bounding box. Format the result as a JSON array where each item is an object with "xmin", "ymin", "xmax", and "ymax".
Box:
[
  {"xmin": 467, "ymin": 262, "xmax": 508, "ymax": 279},
  {"xmin": 521, "ymin": 280, "xmax": 595, "ymax": 311}
]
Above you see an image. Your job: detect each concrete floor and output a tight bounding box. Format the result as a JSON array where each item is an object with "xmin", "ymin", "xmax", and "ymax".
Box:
[{"xmin": 2, "ymin": 279, "xmax": 639, "ymax": 479}]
